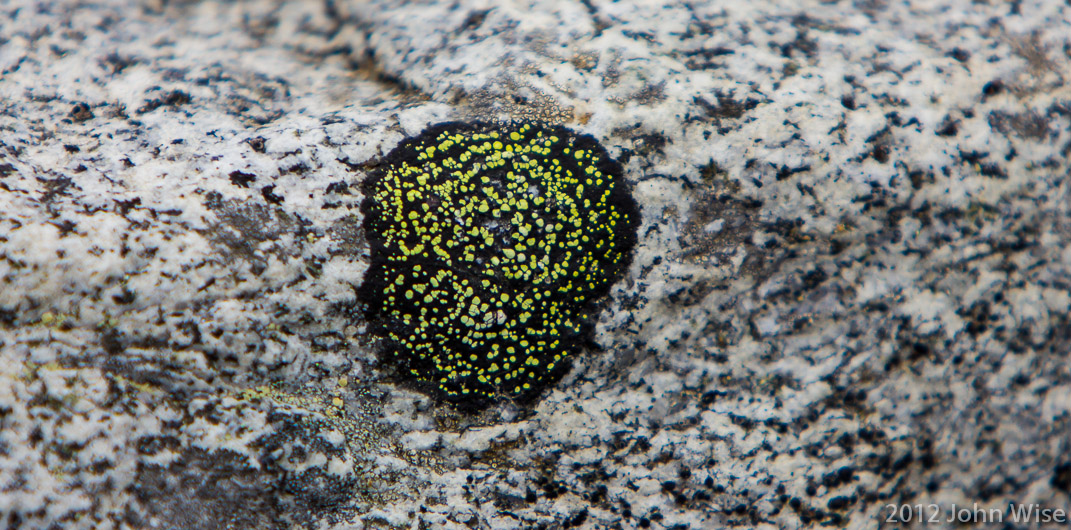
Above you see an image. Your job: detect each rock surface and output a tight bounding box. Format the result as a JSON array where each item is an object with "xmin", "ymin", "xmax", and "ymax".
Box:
[{"xmin": 1, "ymin": 0, "xmax": 1070, "ymax": 528}]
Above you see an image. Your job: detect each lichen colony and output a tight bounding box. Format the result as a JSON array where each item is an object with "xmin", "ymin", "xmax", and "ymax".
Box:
[{"xmin": 359, "ymin": 121, "xmax": 639, "ymax": 406}]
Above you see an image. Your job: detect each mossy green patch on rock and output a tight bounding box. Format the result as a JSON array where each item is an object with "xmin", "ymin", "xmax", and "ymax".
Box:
[{"xmin": 359, "ymin": 121, "xmax": 639, "ymax": 407}]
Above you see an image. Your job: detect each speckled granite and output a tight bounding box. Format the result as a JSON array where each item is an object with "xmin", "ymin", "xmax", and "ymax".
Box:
[{"xmin": 2, "ymin": 1, "xmax": 1070, "ymax": 529}]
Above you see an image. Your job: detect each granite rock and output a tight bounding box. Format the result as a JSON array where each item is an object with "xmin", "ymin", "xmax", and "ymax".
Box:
[{"xmin": 1, "ymin": 0, "xmax": 1070, "ymax": 528}]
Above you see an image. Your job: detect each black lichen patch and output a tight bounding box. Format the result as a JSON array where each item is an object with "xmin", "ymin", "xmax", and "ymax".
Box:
[{"xmin": 359, "ymin": 121, "xmax": 639, "ymax": 407}]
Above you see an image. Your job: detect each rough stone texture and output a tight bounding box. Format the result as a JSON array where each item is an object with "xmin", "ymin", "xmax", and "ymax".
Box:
[{"xmin": 1, "ymin": 0, "xmax": 1070, "ymax": 529}]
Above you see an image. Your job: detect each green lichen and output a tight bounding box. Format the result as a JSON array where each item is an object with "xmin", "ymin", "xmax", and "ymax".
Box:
[
  {"xmin": 128, "ymin": 379, "xmax": 434, "ymax": 529},
  {"xmin": 359, "ymin": 121, "xmax": 639, "ymax": 406}
]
